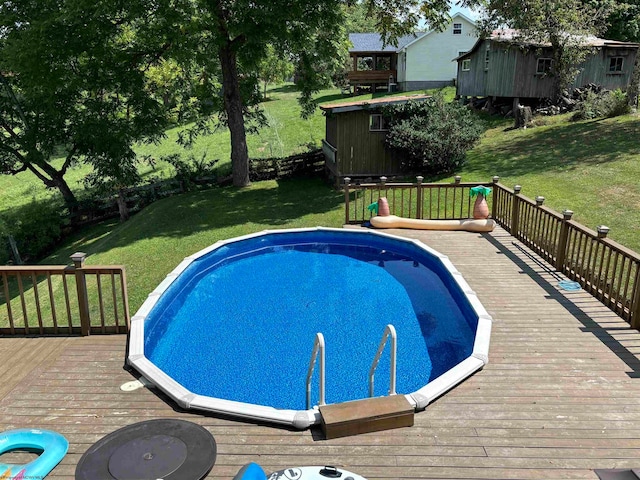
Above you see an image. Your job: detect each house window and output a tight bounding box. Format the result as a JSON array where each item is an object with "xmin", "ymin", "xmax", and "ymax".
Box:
[
  {"xmin": 369, "ymin": 114, "xmax": 388, "ymax": 132},
  {"xmin": 357, "ymin": 56, "xmax": 374, "ymax": 71},
  {"xmin": 609, "ymin": 57, "xmax": 624, "ymax": 73},
  {"xmin": 484, "ymin": 45, "xmax": 490, "ymax": 70},
  {"xmin": 376, "ymin": 56, "xmax": 391, "ymax": 71},
  {"xmin": 536, "ymin": 58, "xmax": 553, "ymax": 75},
  {"xmin": 462, "ymin": 59, "xmax": 471, "ymax": 71},
  {"xmin": 453, "ymin": 23, "xmax": 462, "ymax": 34}
]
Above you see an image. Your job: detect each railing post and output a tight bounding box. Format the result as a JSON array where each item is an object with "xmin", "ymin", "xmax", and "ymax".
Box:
[
  {"xmin": 491, "ymin": 176, "xmax": 500, "ymax": 219},
  {"xmin": 71, "ymin": 252, "xmax": 91, "ymax": 336},
  {"xmin": 415, "ymin": 176, "xmax": 423, "ymax": 219},
  {"xmin": 344, "ymin": 177, "xmax": 351, "ymax": 225},
  {"xmin": 511, "ymin": 185, "xmax": 522, "ymax": 235},
  {"xmin": 454, "ymin": 175, "xmax": 461, "ymax": 184},
  {"xmin": 555, "ymin": 210, "xmax": 574, "ymax": 272},
  {"xmin": 597, "ymin": 225, "xmax": 610, "ymax": 239},
  {"xmin": 535, "ymin": 196, "xmax": 545, "ymax": 206},
  {"xmin": 379, "ymin": 176, "xmax": 387, "ymax": 196}
]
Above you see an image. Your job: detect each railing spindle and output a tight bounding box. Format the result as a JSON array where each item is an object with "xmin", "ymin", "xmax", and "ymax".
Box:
[
  {"xmin": 16, "ymin": 273, "xmax": 29, "ymax": 334},
  {"xmin": 46, "ymin": 272, "xmax": 58, "ymax": 333},
  {"xmin": 2, "ymin": 272, "xmax": 15, "ymax": 335},
  {"xmin": 31, "ymin": 272, "xmax": 44, "ymax": 334}
]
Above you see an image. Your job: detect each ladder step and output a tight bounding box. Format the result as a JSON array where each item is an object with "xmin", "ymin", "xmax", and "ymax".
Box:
[{"xmin": 319, "ymin": 395, "xmax": 414, "ymax": 439}]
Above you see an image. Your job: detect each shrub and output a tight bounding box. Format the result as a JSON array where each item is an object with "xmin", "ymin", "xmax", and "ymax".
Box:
[
  {"xmin": 0, "ymin": 198, "xmax": 67, "ymax": 263},
  {"xmin": 164, "ymin": 152, "xmax": 219, "ymax": 190},
  {"xmin": 383, "ymin": 95, "xmax": 484, "ymax": 175},
  {"xmin": 572, "ymin": 89, "xmax": 631, "ymax": 121}
]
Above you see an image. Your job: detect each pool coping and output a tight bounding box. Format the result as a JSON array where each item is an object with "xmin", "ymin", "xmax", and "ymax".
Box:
[{"xmin": 128, "ymin": 227, "xmax": 492, "ymax": 429}]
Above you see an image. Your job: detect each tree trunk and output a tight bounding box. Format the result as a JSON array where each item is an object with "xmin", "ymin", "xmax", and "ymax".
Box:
[
  {"xmin": 219, "ymin": 41, "xmax": 250, "ymax": 187},
  {"xmin": 49, "ymin": 171, "xmax": 79, "ymax": 212},
  {"xmin": 117, "ymin": 188, "xmax": 129, "ymax": 222}
]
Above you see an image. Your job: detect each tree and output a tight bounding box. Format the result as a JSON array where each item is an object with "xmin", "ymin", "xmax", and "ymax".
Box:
[
  {"xmin": 584, "ymin": 0, "xmax": 640, "ymax": 42},
  {"xmin": 345, "ymin": 2, "xmax": 379, "ymax": 33},
  {"xmin": 257, "ymin": 45, "xmax": 294, "ymax": 99},
  {"xmin": 0, "ymin": 0, "xmax": 183, "ymax": 212},
  {"xmin": 182, "ymin": 0, "xmax": 456, "ymax": 188},
  {"xmin": 476, "ymin": 0, "xmax": 608, "ymax": 100}
]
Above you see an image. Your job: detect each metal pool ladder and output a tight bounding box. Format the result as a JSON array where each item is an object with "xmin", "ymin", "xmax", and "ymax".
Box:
[
  {"xmin": 306, "ymin": 332, "xmax": 326, "ymax": 409},
  {"xmin": 369, "ymin": 324, "xmax": 397, "ymax": 397}
]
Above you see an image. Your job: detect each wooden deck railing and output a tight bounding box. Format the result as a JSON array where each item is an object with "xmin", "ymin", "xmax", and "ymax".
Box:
[
  {"xmin": 0, "ymin": 252, "xmax": 130, "ymax": 336},
  {"xmin": 344, "ymin": 176, "xmax": 640, "ymax": 329}
]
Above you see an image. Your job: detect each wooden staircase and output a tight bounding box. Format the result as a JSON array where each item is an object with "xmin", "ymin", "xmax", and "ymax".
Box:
[{"xmin": 319, "ymin": 395, "xmax": 414, "ymax": 439}]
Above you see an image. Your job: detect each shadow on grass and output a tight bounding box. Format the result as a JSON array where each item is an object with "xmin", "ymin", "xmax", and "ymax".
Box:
[
  {"xmin": 465, "ymin": 116, "xmax": 640, "ymax": 177},
  {"xmin": 46, "ymin": 177, "xmax": 343, "ymax": 262}
]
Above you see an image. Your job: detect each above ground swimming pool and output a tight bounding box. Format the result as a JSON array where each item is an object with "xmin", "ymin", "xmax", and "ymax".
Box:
[{"xmin": 128, "ymin": 228, "xmax": 492, "ymax": 428}]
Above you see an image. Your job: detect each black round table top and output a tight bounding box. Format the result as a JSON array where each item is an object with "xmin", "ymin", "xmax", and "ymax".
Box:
[{"xmin": 75, "ymin": 419, "xmax": 216, "ymax": 480}]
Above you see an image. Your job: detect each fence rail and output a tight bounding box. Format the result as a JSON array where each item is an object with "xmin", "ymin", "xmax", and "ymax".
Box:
[
  {"xmin": 0, "ymin": 252, "xmax": 130, "ymax": 336},
  {"xmin": 345, "ymin": 176, "xmax": 640, "ymax": 329}
]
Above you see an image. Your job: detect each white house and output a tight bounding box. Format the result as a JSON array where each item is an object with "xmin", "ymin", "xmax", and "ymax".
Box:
[{"xmin": 348, "ymin": 12, "xmax": 478, "ymax": 92}]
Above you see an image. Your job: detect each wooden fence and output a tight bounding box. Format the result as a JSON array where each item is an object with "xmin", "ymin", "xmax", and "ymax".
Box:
[
  {"xmin": 0, "ymin": 253, "xmax": 130, "ymax": 336},
  {"xmin": 344, "ymin": 176, "xmax": 640, "ymax": 329}
]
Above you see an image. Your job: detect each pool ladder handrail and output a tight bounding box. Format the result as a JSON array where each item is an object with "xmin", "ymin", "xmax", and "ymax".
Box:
[
  {"xmin": 369, "ymin": 324, "xmax": 397, "ymax": 397},
  {"xmin": 306, "ymin": 332, "xmax": 326, "ymax": 409}
]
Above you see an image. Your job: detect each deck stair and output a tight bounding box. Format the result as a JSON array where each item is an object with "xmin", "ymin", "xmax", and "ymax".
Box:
[{"xmin": 319, "ymin": 395, "xmax": 414, "ymax": 439}]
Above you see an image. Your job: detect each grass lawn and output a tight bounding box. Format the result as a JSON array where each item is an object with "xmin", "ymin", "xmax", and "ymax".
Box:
[
  {"xmin": 455, "ymin": 113, "xmax": 640, "ymax": 252},
  {"xmin": 0, "ymin": 84, "xmax": 443, "ymax": 215}
]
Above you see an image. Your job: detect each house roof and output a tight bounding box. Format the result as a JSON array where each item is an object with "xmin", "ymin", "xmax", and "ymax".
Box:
[
  {"xmin": 349, "ymin": 12, "xmax": 476, "ymax": 54},
  {"xmin": 455, "ymin": 29, "xmax": 640, "ymax": 61},
  {"xmin": 348, "ymin": 32, "xmax": 426, "ymax": 53},
  {"xmin": 319, "ymin": 94, "xmax": 431, "ymax": 114}
]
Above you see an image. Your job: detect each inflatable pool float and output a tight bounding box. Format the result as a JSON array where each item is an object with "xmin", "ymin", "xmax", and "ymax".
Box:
[
  {"xmin": 368, "ymin": 197, "xmax": 495, "ymax": 232},
  {"xmin": 0, "ymin": 429, "xmax": 68, "ymax": 480},
  {"xmin": 234, "ymin": 463, "xmax": 368, "ymax": 480},
  {"xmin": 370, "ymin": 214, "xmax": 495, "ymax": 232}
]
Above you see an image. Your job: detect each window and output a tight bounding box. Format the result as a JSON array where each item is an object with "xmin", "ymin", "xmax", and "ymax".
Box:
[
  {"xmin": 484, "ymin": 45, "xmax": 490, "ymax": 70},
  {"xmin": 376, "ymin": 55, "xmax": 391, "ymax": 71},
  {"xmin": 536, "ymin": 58, "xmax": 553, "ymax": 75},
  {"xmin": 458, "ymin": 51, "xmax": 467, "ymax": 57},
  {"xmin": 609, "ymin": 57, "xmax": 624, "ymax": 73},
  {"xmin": 357, "ymin": 56, "xmax": 374, "ymax": 71},
  {"xmin": 462, "ymin": 59, "xmax": 471, "ymax": 71},
  {"xmin": 453, "ymin": 23, "xmax": 462, "ymax": 35},
  {"xmin": 369, "ymin": 114, "xmax": 388, "ymax": 131}
]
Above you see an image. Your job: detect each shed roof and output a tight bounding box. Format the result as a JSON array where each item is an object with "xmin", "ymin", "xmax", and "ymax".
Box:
[
  {"xmin": 320, "ymin": 94, "xmax": 431, "ymax": 114},
  {"xmin": 455, "ymin": 29, "xmax": 640, "ymax": 61}
]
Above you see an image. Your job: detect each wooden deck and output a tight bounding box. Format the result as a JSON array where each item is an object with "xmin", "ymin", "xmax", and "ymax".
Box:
[{"xmin": 2, "ymin": 226, "xmax": 640, "ymax": 479}]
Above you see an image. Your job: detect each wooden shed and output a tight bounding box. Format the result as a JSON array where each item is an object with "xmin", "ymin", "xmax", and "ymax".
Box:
[
  {"xmin": 456, "ymin": 30, "xmax": 639, "ymax": 101},
  {"xmin": 319, "ymin": 95, "xmax": 430, "ymax": 182}
]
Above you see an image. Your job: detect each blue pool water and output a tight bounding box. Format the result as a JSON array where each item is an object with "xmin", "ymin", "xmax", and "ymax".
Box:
[{"xmin": 145, "ymin": 231, "xmax": 478, "ymax": 410}]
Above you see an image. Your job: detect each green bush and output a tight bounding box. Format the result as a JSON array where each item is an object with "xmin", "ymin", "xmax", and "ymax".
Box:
[
  {"xmin": 572, "ymin": 89, "xmax": 631, "ymax": 121},
  {"xmin": 0, "ymin": 198, "xmax": 67, "ymax": 263},
  {"xmin": 383, "ymin": 96, "xmax": 484, "ymax": 175}
]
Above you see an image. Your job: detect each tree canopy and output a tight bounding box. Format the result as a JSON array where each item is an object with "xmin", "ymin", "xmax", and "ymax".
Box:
[{"xmin": 0, "ymin": 0, "xmax": 192, "ymax": 211}]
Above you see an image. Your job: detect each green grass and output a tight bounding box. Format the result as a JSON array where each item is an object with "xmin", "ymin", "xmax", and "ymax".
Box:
[
  {"xmin": 0, "ymin": 84, "xmax": 444, "ymax": 215},
  {"xmin": 454, "ymin": 113, "xmax": 640, "ymax": 252}
]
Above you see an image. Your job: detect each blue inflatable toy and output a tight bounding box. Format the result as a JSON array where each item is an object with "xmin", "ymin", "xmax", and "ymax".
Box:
[
  {"xmin": 233, "ymin": 463, "xmax": 369, "ymax": 480},
  {"xmin": 0, "ymin": 429, "xmax": 68, "ymax": 479}
]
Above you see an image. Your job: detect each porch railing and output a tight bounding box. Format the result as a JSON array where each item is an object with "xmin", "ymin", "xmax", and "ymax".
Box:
[
  {"xmin": 0, "ymin": 252, "xmax": 130, "ymax": 336},
  {"xmin": 344, "ymin": 176, "xmax": 640, "ymax": 329}
]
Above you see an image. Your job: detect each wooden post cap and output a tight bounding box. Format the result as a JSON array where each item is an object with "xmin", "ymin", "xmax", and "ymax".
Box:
[
  {"xmin": 562, "ymin": 210, "xmax": 574, "ymax": 220},
  {"xmin": 597, "ymin": 225, "xmax": 610, "ymax": 238},
  {"xmin": 71, "ymin": 252, "xmax": 87, "ymax": 267}
]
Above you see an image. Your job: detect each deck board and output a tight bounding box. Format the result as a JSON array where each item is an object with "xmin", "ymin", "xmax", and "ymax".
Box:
[{"xmin": 2, "ymin": 226, "xmax": 640, "ymax": 479}]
